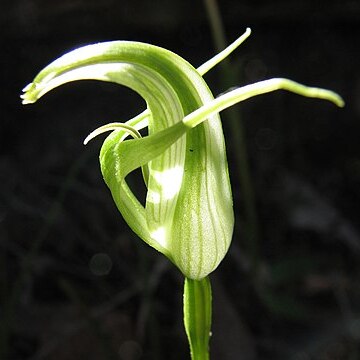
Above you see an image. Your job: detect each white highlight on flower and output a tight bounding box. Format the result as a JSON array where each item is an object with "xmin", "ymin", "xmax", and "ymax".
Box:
[
  {"xmin": 152, "ymin": 166, "xmax": 183, "ymax": 200},
  {"xmin": 151, "ymin": 226, "xmax": 167, "ymax": 248},
  {"xmin": 147, "ymin": 188, "xmax": 161, "ymax": 204}
]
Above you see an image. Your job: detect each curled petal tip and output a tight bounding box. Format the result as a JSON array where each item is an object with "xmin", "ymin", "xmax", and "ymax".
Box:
[
  {"xmin": 20, "ymin": 95, "xmax": 34, "ymax": 105},
  {"xmin": 336, "ymin": 96, "xmax": 345, "ymax": 108},
  {"xmin": 83, "ymin": 122, "xmax": 142, "ymax": 146},
  {"xmin": 21, "ymin": 83, "xmax": 37, "ymax": 104},
  {"xmin": 22, "ymin": 83, "xmax": 33, "ymax": 92}
]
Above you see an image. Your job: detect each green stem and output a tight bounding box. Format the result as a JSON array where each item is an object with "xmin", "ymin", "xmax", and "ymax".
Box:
[
  {"xmin": 183, "ymin": 277, "xmax": 212, "ymax": 360},
  {"xmin": 203, "ymin": 0, "xmax": 228, "ymax": 55}
]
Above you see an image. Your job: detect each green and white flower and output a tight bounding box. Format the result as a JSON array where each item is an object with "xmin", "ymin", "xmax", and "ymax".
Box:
[{"xmin": 21, "ymin": 28, "xmax": 343, "ymax": 281}]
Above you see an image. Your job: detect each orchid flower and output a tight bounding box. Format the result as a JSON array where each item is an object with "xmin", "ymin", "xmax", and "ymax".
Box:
[{"xmin": 21, "ymin": 28, "xmax": 343, "ymax": 359}]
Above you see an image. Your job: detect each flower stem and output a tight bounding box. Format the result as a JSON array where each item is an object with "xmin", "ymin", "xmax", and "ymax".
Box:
[{"xmin": 183, "ymin": 277, "xmax": 212, "ymax": 360}]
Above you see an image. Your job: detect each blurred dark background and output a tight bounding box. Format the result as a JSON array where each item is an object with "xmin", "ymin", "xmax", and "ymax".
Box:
[{"xmin": 1, "ymin": 0, "xmax": 359, "ymax": 359}]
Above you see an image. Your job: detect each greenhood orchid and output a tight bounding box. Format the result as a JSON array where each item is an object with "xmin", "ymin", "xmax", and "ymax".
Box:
[
  {"xmin": 21, "ymin": 28, "xmax": 344, "ymax": 359},
  {"xmin": 21, "ymin": 28, "xmax": 343, "ymax": 281}
]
